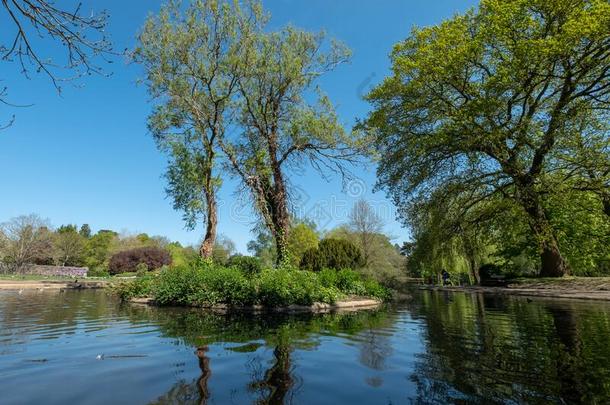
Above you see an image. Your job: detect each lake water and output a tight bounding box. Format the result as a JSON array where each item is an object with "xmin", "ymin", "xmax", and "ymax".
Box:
[{"xmin": 1, "ymin": 289, "xmax": 610, "ymax": 404}]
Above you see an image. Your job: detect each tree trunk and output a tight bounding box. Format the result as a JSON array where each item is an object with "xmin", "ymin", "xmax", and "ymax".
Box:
[
  {"xmin": 199, "ymin": 188, "xmax": 217, "ymax": 258},
  {"xmin": 467, "ymin": 254, "xmax": 480, "ymax": 285},
  {"xmin": 462, "ymin": 233, "xmax": 480, "ymax": 285},
  {"xmin": 268, "ymin": 132, "xmax": 290, "ymax": 265},
  {"xmin": 517, "ymin": 182, "xmax": 569, "ymax": 277},
  {"xmin": 270, "ymin": 180, "xmax": 290, "ymax": 265}
]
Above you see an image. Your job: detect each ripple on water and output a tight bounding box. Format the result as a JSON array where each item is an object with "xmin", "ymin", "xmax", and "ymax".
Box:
[{"xmin": 2, "ymin": 290, "xmax": 610, "ymax": 404}]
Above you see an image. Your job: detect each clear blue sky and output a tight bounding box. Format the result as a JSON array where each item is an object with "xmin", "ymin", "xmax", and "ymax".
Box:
[{"xmin": 0, "ymin": 0, "xmax": 477, "ymax": 253}]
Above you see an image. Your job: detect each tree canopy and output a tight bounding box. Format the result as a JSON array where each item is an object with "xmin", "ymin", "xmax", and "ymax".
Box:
[{"xmin": 364, "ymin": 0, "xmax": 610, "ymax": 277}]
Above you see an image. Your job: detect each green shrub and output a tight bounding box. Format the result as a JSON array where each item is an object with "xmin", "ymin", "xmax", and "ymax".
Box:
[
  {"xmin": 115, "ymin": 262, "xmax": 389, "ymax": 307},
  {"xmin": 300, "ymin": 238, "xmax": 364, "ymax": 271},
  {"xmin": 257, "ymin": 268, "xmax": 342, "ymax": 306},
  {"xmin": 112, "ymin": 274, "xmax": 155, "ymax": 300},
  {"xmin": 227, "ymin": 255, "xmax": 263, "ymax": 275},
  {"xmin": 135, "ymin": 263, "xmax": 149, "ymax": 277},
  {"xmin": 87, "ymin": 265, "xmax": 110, "ymax": 278},
  {"xmin": 362, "ymin": 279, "xmax": 392, "ymax": 301},
  {"xmin": 196, "ymin": 266, "xmax": 257, "ymax": 306},
  {"xmin": 152, "ymin": 264, "xmax": 257, "ymax": 307},
  {"xmin": 153, "ymin": 265, "xmax": 204, "ymax": 306}
]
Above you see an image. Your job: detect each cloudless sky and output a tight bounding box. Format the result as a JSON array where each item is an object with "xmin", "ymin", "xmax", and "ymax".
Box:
[{"xmin": 0, "ymin": 0, "xmax": 478, "ymax": 253}]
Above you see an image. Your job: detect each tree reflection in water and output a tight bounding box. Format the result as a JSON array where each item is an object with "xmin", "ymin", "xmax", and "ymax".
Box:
[
  {"xmin": 139, "ymin": 308, "xmax": 393, "ymax": 405},
  {"xmin": 408, "ymin": 291, "xmax": 610, "ymax": 404},
  {"xmin": 195, "ymin": 346, "xmax": 211, "ymax": 404},
  {"xmin": 249, "ymin": 344, "xmax": 296, "ymax": 404},
  {"xmin": 8, "ymin": 288, "xmax": 610, "ymax": 404}
]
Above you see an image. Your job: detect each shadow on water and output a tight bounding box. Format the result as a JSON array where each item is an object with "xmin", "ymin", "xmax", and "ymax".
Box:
[{"xmin": 2, "ymin": 290, "xmax": 610, "ymax": 404}]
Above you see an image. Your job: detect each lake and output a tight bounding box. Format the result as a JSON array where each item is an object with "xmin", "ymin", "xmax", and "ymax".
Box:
[{"xmin": 1, "ymin": 289, "xmax": 610, "ymax": 404}]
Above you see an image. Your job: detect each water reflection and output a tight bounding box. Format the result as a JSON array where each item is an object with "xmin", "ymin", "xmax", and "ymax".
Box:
[
  {"xmin": 408, "ymin": 291, "xmax": 610, "ymax": 404},
  {"xmin": 135, "ymin": 308, "xmax": 396, "ymax": 404},
  {"xmin": 2, "ymin": 290, "xmax": 610, "ymax": 404}
]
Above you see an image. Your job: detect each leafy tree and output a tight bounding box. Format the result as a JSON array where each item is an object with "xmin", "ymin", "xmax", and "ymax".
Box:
[
  {"xmin": 53, "ymin": 225, "xmax": 85, "ymax": 266},
  {"xmin": 364, "ymin": 0, "xmax": 610, "ymax": 277},
  {"xmin": 83, "ymin": 230, "xmax": 117, "ymax": 270},
  {"xmin": 0, "ymin": 214, "xmax": 54, "ymax": 272},
  {"xmin": 227, "ymin": 255, "xmax": 262, "ymax": 275},
  {"xmin": 167, "ymin": 242, "xmax": 198, "ymax": 268},
  {"xmin": 300, "ymin": 238, "xmax": 364, "ymax": 272},
  {"xmin": 287, "ymin": 221, "xmax": 319, "ymax": 265},
  {"xmin": 221, "ymin": 20, "xmax": 360, "ymax": 264},
  {"xmin": 135, "ymin": 0, "xmax": 259, "ymax": 258},
  {"xmin": 79, "ymin": 224, "xmax": 91, "ymax": 239},
  {"xmin": 555, "ymin": 127, "xmax": 610, "ymax": 217}
]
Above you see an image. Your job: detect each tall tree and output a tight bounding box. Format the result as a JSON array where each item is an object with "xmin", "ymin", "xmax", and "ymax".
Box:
[
  {"xmin": 364, "ymin": 0, "xmax": 610, "ymax": 277},
  {"xmin": 221, "ymin": 25, "xmax": 359, "ymax": 264},
  {"xmin": 136, "ymin": 0, "xmax": 261, "ymax": 257}
]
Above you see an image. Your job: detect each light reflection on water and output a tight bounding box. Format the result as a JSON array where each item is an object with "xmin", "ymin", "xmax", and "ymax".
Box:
[{"xmin": 1, "ymin": 289, "xmax": 610, "ymax": 404}]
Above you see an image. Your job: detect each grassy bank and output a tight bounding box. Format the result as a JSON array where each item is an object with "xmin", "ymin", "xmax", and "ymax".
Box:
[{"xmin": 113, "ymin": 262, "xmax": 390, "ymax": 308}]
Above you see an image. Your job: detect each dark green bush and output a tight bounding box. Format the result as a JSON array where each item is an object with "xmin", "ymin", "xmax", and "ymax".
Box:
[
  {"xmin": 479, "ymin": 263, "xmax": 502, "ymax": 283},
  {"xmin": 300, "ymin": 238, "xmax": 364, "ymax": 271},
  {"xmin": 227, "ymin": 255, "xmax": 263, "ymax": 275}
]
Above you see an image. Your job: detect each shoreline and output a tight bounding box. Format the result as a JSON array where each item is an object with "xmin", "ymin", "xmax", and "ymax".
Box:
[
  {"xmin": 0, "ymin": 279, "xmax": 108, "ymax": 290},
  {"xmin": 421, "ymin": 284, "xmax": 610, "ymax": 302},
  {"xmin": 130, "ymin": 296, "xmax": 383, "ymax": 313}
]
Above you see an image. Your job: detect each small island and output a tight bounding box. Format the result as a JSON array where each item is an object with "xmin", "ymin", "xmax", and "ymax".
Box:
[{"xmin": 114, "ymin": 253, "xmax": 390, "ymax": 313}]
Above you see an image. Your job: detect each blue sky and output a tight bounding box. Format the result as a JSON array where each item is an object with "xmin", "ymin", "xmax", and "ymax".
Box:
[{"xmin": 0, "ymin": 0, "xmax": 477, "ymax": 253}]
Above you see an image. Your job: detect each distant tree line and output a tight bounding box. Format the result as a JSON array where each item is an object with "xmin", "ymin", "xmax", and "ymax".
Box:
[{"xmin": 0, "ymin": 214, "xmax": 191, "ymax": 276}]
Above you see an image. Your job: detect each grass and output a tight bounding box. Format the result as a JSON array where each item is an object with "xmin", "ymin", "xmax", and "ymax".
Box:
[{"xmin": 112, "ymin": 262, "xmax": 391, "ymax": 307}]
